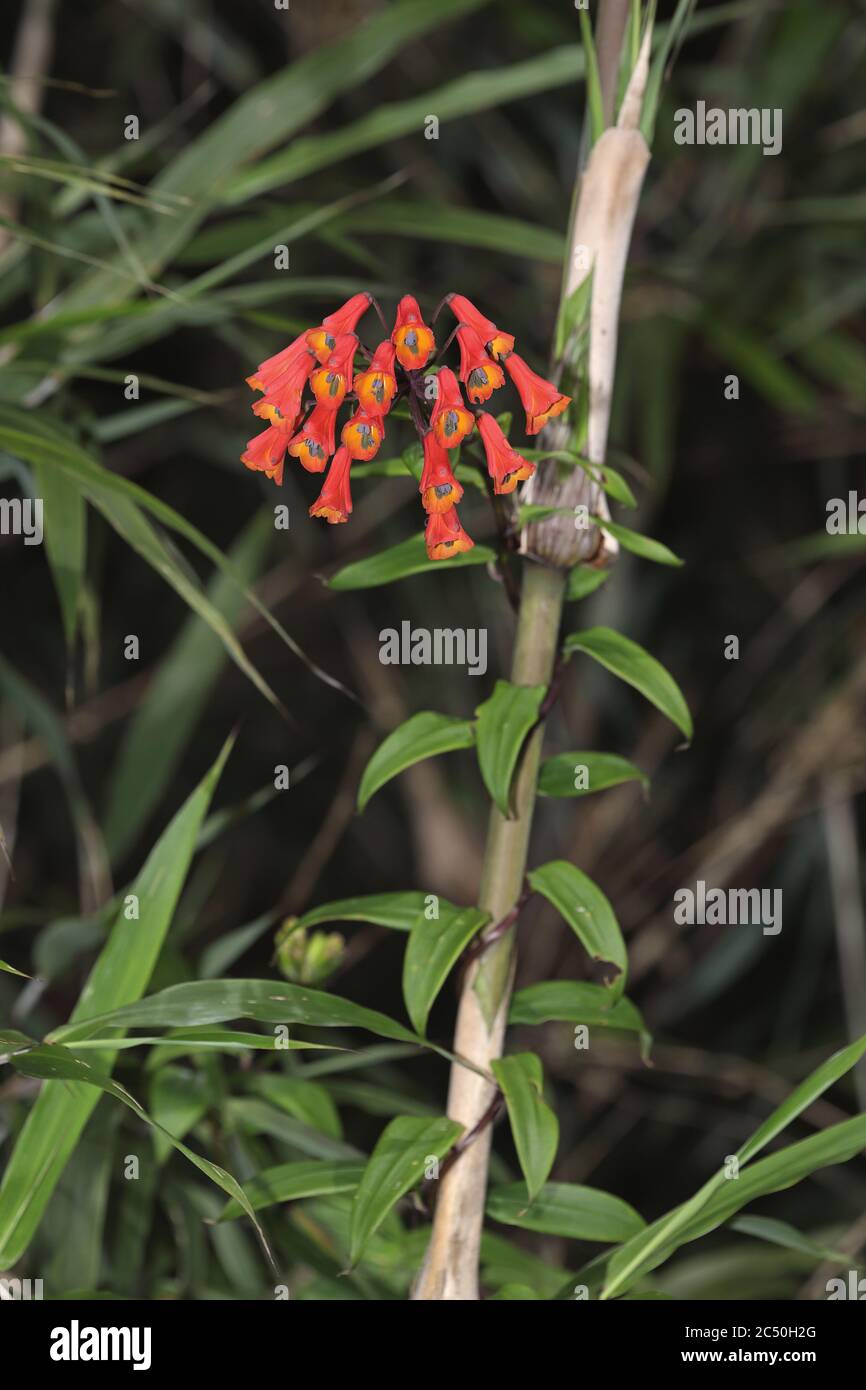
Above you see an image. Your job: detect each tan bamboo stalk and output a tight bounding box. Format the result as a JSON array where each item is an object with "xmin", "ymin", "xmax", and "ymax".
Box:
[{"xmin": 413, "ymin": 9, "xmax": 653, "ymax": 1301}]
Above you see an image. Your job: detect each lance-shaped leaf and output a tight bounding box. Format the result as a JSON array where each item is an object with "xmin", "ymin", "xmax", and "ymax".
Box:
[
  {"xmin": 528, "ymin": 861, "xmax": 626, "ymax": 998},
  {"xmin": 402, "ymin": 904, "xmax": 488, "ymax": 1035},
  {"xmin": 492, "ymin": 1054, "xmax": 559, "ymax": 1201},
  {"xmin": 567, "ymin": 566, "xmax": 610, "ymax": 602},
  {"xmin": 357, "ymin": 712, "xmax": 476, "ymax": 811},
  {"xmin": 601, "ymin": 1034, "xmax": 866, "ymax": 1300},
  {"xmin": 564, "ymin": 626, "xmax": 692, "ymax": 741},
  {"xmin": 0, "ymin": 958, "xmax": 29, "ymax": 978},
  {"xmin": 33, "ymin": 457, "xmax": 85, "ymax": 649},
  {"xmin": 349, "ymin": 1115, "xmax": 463, "ymax": 1266},
  {"xmin": 50, "ymin": 977, "xmax": 422, "ymax": 1048},
  {"xmin": 297, "ymin": 891, "xmax": 473, "ymax": 934},
  {"xmin": 218, "ymin": 1160, "xmax": 365, "ymax": 1221},
  {"xmin": 475, "ymin": 680, "xmax": 547, "ymax": 817},
  {"xmin": 0, "ymin": 737, "xmax": 232, "ymax": 1268},
  {"xmin": 487, "ymin": 1182, "xmax": 645, "ymax": 1243},
  {"xmin": 510, "ymin": 981, "xmax": 650, "ymax": 1058},
  {"xmin": 538, "ymin": 750, "xmax": 648, "ymax": 799},
  {"xmin": 328, "ymin": 534, "xmax": 495, "ymax": 590},
  {"xmin": 6, "ymin": 1044, "xmax": 271, "ymax": 1263},
  {"xmin": 594, "ymin": 518, "xmax": 683, "ymax": 567}
]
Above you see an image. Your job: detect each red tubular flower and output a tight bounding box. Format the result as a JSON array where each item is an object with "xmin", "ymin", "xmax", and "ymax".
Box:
[
  {"xmin": 446, "ymin": 293, "xmax": 514, "ymax": 361},
  {"xmin": 477, "ymin": 412, "xmax": 535, "ymax": 494},
  {"xmin": 341, "ymin": 410, "xmax": 384, "ymax": 461},
  {"xmin": 309, "ymin": 446, "xmax": 353, "ymax": 524},
  {"xmin": 391, "ymin": 295, "xmax": 435, "ymax": 370},
  {"xmin": 241, "ymin": 421, "xmax": 292, "ymax": 487},
  {"xmin": 246, "ymin": 332, "xmax": 311, "ymax": 393},
  {"xmin": 252, "ymin": 350, "xmax": 313, "ymax": 427},
  {"xmin": 288, "ymin": 403, "xmax": 336, "ymax": 473},
  {"xmin": 431, "ymin": 366, "xmax": 475, "ymax": 448},
  {"xmin": 355, "ymin": 340, "xmax": 398, "ymax": 416},
  {"xmin": 306, "ymin": 292, "xmax": 371, "ymax": 364},
  {"xmin": 503, "ymin": 352, "xmax": 571, "ymax": 435},
  {"xmin": 456, "ymin": 325, "xmax": 505, "ymax": 404},
  {"xmin": 310, "ymin": 333, "xmax": 358, "ymax": 408},
  {"xmin": 425, "ymin": 505, "xmax": 474, "ymax": 561},
  {"xmin": 419, "ymin": 431, "xmax": 463, "ymax": 514}
]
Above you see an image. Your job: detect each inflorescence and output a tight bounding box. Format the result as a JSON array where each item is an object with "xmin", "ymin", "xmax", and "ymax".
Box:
[{"xmin": 241, "ymin": 292, "xmax": 571, "ymax": 561}]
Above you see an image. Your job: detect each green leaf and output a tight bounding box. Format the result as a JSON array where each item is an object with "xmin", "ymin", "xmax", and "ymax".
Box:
[
  {"xmin": 349, "ymin": 1116, "xmax": 462, "ymax": 1266},
  {"xmin": 402, "ymin": 904, "xmax": 488, "ymax": 1035},
  {"xmin": 328, "ymin": 535, "xmax": 495, "ymax": 590},
  {"xmin": 225, "ymin": 43, "xmax": 583, "ymax": 203},
  {"xmin": 104, "ymin": 511, "xmax": 272, "ymax": 862},
  {"xmin": 487, "ymin": 1182, "xmax": 645, "ymax": 1243},
  {"xmin": 357, "ymin": 712, "xmax": 476, "ymax": 812},
  {"xmin": 50, "ymin": 977, "xmax": 422, "ymax": 1047},
  {"xmin": 567, "ymin": 566, "xmax": 609, "ymax": 602},
  {"xmin": 596, "ymin": 518, "xmax": 683, "ymax": 567},
  {"xmin": 492, "ymin": 1054, "xmax": 559, "ymax": 1202},
  {"xmin": 509, "ymin": 981, "xmax": 650, "ymax": 1056},
  {"xmin": 730, "ymin": 1215, "xmax": 850, "ymax": 1265},
  {"xmin": 0, "ymin": 737, "xmax": 232, "ymax": 1267},
  {"xmin": 579, "ymin": 10, "xmax": 606, "ymax": 144},
  {"xmin": 246, "ymin": 1074, "xmax": 342, "ymax": 1141},
  {"xmin": 218, "ymin": 1160, "xmax": 365, "ymax": 1222},
  {"xmin": 0, "ymin": 957, "xmax": 29, "ymax": 978},
  {"xmin": 528, "ymin": 861, "xmax": 627, "ymax": 997},
  {"xmin": 475, "ymin": 680, "xmax": 547, "ymax": 817},
  {"xmin": 6, "ymin": 1043, "xmax": 270, "ymax": 1262},
  {"xmin": 298, "ymin": 891, "xmax": 438, "ymax": 934},
  {"xmin": 564, "ymin": 626, "xmax": 692, "ymax": 741},
  {"xmin": 538, "ymin": 750, "xmax": 648, "ymax": 799},
  {"xmin": 32, "ymin": 457, "xmax": 85, "ymax": 649},
  {"xmin": 601, "ymin": 1035, "xmax": 866, "ymax": 1299}
]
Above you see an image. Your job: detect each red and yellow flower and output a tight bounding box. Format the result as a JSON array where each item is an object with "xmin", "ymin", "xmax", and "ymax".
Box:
[
  {"xmin": 251, "ymin": 350, "xmax": 313, "ymax": 428},
  {"xmin": 503, "ymin": 352, "xmax": 570, "ymax": 435},
  {"xmin": 446, "ymin": 293, "xmax": 514, "ymax": 361},
  {"xmin": 477, "ymin": 412, "xmax": 535, "ymax": 494},
  {"xmin": 341, "ymin": 410, "xmax": 384, "ymax": 461},
  {"xmin": 425, "ymin": 505, "xmax": 474, "ymax": 561},
  {"xmin": 309, "ymin": 446, "xmax": 353, "ymax": 524},
  {"xmin": 431, "ymin": 366, "xmax": 474, "ymax": 448},
  {"xmin": 391, "ymin": 295, "xmax": 435, "ymax": 371},
  {"xmin": 288, "ymin": 403, "xmax": 337, "ymax": 473},
  {"xmin": 246, "ymin": 332, "xmax": 311, "ymax": 394},
  {"xmin": 456, "ymin": 325, "xmax": 505, "ymax": 404},
  {"xmin": 355, "ymin": 340, "xmax": 398, "ymax": 416},
  {"xmin": 306, "ymin": 292, "xmax": 371, "ymax": 364},
  {"xmin": 419, "ymin": 431, "xmax": 464, "ymax": 514},
  {"xmin": 310, "ymin": 333, "xmax": 357, "ymax": 408},
  {"xmin": 241, "ymin": 420, "xmax": 292, "ymax": 488}
]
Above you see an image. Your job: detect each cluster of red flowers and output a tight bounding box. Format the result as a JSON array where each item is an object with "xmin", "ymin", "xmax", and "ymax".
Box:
[{"xmin": 242, "ymin": 292, "xmax": 570, "ymax": 561}]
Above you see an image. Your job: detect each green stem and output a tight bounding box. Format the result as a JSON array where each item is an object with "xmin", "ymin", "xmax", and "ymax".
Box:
[
  {"xmin": 412, "ymin": 559, "xmax": 566, "ymax": 1300},
  {"xmin": 474, "ymin": 562, "xmax": 567, "ymax": 1023}
]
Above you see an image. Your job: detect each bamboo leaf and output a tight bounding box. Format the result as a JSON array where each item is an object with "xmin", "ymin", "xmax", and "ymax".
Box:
[
  {"xmin": 32, "ymin": 458, "xmax": 86, "ymax": 649},
  {"xmin": 595, "ymin": 517, "xmax": 683, "ymax": 567},
  {"xmin": 358, "ymin": 712, "xmax": 476, "ymax": 811},
  {"xmin": 475, "ymin": 680, "xmax": 547, "ymax": 817},
  {"xmin": 564, "ymin": 626, "xmax": 692, "ymax": 741},
  {"xmin": 328, "ymin": 535, "xmax": 495, "ymax": 590},
  {"xmin": 298, "ymin": 891, "xmax": 438, "ymax": 934},
  {"xmin": 50, "ymin": 977, "xmax": 422, "ymax": 1047},
  {"xmin": 538, "ymin": 750, "xmax": 648, "ymax": 799},
  {"xmin": 218, "ymin": 1160, "xmax": 365, "ymax": 1222},
  {"xmin": 402, "ymin": 904, "xmax": 488, "ymax": 1035},
  {"xmin": 509, "ymin": 981, "xmax": 650, "ymax": 1056},
  {"xmin": 528, "ymin": 861, "xmax": 627, "ymax": 998},
  {"xmin": 491, "ymin": 1054, "xmax": 559, "ymax": 1202},
  {"xmin": 0, "ymin": 736, "xmax": 230, "ymax": 1266},
  {"xmin": 349, "ymin": 1116, "xmax": 462, "ymax": 1265},
  {"xmin": 487, "ymin": 1182, "xmax": 645, "ymax": 1243}
]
